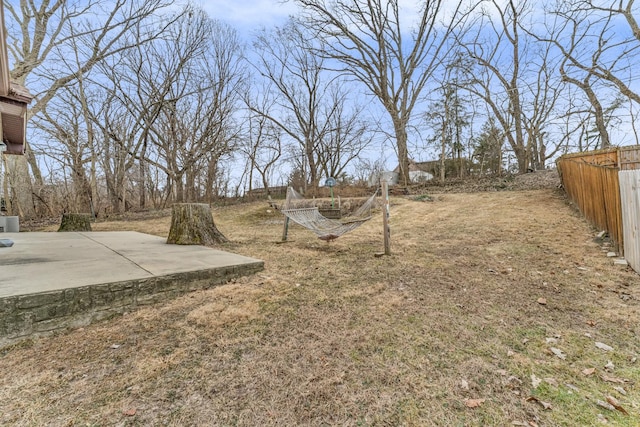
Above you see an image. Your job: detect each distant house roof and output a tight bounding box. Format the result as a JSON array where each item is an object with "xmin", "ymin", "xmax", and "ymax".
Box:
[
  {"xmin": 392, "ymin": 159, "xmax": 438, "ymax": 174},
  {"xmin": 0, "ymin": 4, "xmax": 32, "ymax": 155}
]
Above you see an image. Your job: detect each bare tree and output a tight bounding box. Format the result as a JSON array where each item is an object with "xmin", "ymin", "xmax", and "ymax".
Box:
[
  {"xmin": 31, "ymin": 85, "xmax": 97, "ymax": 214},
  {"xmin": 533, "ymin": 0, "xmax": 640, "ymax": 148},
  {"xmin": 102, "ymin": 9, "xmax": 245, "ymax": 205},
  {"xmin": 425, "ymin": 85, "xmax": 461, "ymax": 182},
  {"xmin": 293, "ymin": 0, "xmax": 471, "ymax": 185},
  {"xmin": 566, "ymin": 1, "xmax": 640, "ymax": 104},
  {"xmin": 425, "ymin": 56, "xmax": 473, "ymax": 182},
  {"xmin": 251, "ymin": 20, "xmax": 368, "ymax": 190},
  {"xmin": 155, "ymin": 16, "xmax": 245, "ymax": 203},
  {"xmin": 3, "ymin": 0, "xmax": 179, "ymax": 217},
  {"xmin": 455, "ymin": 0, "xmax": 564, "ymax": 172},
  {"xmin": 523, "ymin": 41, "xmax": 565, "ymax": 169},
  {"xmin": 99, "ymin": 95, "xmax": 139, "ymax": 213},
  {"xmin": 316, "ymin": 86, "xmax": 375, "ymax": 181},
  {"xmin": 26, "ymin": 6, "xmax": 245, "ymax": 214},
  {"xmin": 5, "ymin": 0, "xmax": 178, "ymax": 115},
  {"xmin": 241, "ymin": 86, "xmax": 284, "ymax": 195},
  {"xmin": 473, "ymin": 118, "xmax": 505, "ymax": 176}
]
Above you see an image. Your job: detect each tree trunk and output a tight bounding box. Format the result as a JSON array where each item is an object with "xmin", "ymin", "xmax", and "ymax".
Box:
[
  {"xmin": 58, "ymin": 213, "xmax": 92, "ymax": 231},
  {"xmin": 166, "ymin": 203, "xmax": 228, "ymax": 245},
  {"xmin": 4, "ymin": 156, "xmax": 34, "ymax": 218},
  {"xmin": 139, "ymin": 156, "xmax": 147, "ymax": 209},
  {"xmin": 175, "ymin": 174, "xmax": 185, "ymax": 203},
  {"xmin": 440, "ymin": 120, "xmax": 446, "ymax": 183},
  {"xmin": 394, "ymin": 119, "xmax": 410, "ymax": 186},
  {"xmin": 2, "ymin": 154, "xmax": 10, "ymax": 214}
]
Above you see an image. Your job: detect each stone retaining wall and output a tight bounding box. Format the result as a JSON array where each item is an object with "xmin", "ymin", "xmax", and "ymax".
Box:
[{"xmin": 0, "ymin": 262, "xmax": 263, "ymax": 348}]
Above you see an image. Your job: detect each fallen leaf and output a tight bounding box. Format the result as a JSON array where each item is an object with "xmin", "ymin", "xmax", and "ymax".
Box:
[
  {"xmin": 531, "ymin": 374, "xmax": 542, "ymax": 389},
  {"xmin": 595, "ymin": 342, "xmax": 614, "ymax": 352},
  {"xmin": 601, "ymin": 374, "xmax": 627, "ymax": 384},
  {"xmin": 613, "ymin": 386, "xmax": 627, "ymax": 396},
  {"xmin": 465, "ymin": 398, "xmax": 486, "ymax": 408},
  {"xmin": 537, "ymin": 297, "xmax": 547, "ymax": 305},
  {"xmin": 596, "ymin": 400, "xmax": 616, "ymax": 411},
  {"xmin": 565, "ymin": 383, "xmax": 579, "ymax": 393},
  {"xmin": 582, "ymin": 368, "xmax": 596, "ymax": 376},
  {"xmin": 606, "ymin": 395, "xmax": 629, "ymax": 415},
  {"xmin": 526, "ymin": 396, "xmax": 552, "ymax": 410},
  {"xmin": 124, "ymin": 408, "xmax": 137, "ymax": 416},
  {"xmin": 550, "ymin": 347, "xmax": 566, "ymax": 360}
]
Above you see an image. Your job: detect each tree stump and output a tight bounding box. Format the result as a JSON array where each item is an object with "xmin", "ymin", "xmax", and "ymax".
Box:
[
  {"xmin": 58, "ymin": 213, "xmax": 92, "ymax": 232},
  {"xmin": 166, "ymin": 203, "xmax": 228, "ymax": 245}
]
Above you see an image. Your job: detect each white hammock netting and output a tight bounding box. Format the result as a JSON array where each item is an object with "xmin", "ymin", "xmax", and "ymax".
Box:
[{"xmin": 281, "ymin": 187, "xmax": 378, "ymax": 240}]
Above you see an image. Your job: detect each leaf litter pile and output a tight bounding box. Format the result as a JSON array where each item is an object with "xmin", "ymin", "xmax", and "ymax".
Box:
[{"xmin": 1, "ymin": 177, "xmax": 640, "ymax": 425}]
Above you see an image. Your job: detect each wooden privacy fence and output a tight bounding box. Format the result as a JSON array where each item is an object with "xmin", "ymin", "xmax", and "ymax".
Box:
[
  {"xmin": 557, "ymin": 146, "xmax": 640, "ymax": 263},
  {"xmin": 619, "ymin": 171, "xmax": 640, "ymax": 272}
]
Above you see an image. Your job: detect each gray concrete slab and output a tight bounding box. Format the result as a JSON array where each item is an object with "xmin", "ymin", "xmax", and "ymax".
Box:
[{"xmin": 0, "ymin": 231, "xmax": 263, "ymax": 298}]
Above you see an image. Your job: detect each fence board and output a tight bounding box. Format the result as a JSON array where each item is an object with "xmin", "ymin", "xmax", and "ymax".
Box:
[
  {"xmin": 619, "ymin": 171, "xmax": 640, "ymax": 272},
  {"xmin": 620, "ymin": 146, "xmax": 640, "ymax": 170},
  {"xmin": 560, "ymin": 147, "xmax": 619, "ymax": 166}
]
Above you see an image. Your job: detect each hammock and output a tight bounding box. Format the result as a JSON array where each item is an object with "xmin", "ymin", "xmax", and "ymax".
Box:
[{"xmin": 281, "ymin": 187, "xmax": 377, "ymax": 241}]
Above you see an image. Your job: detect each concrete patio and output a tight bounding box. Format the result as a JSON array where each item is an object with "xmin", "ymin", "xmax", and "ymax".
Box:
[{"xmin": 0, "ymin": 231, "xmax": 264, "ymax": 347}]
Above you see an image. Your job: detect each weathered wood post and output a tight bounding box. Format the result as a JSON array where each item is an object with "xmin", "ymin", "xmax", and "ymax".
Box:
[
  {"xmin": 281, "ymin": 216, "xmax": 290, "ymax": 242},
  {"xmin": 166, "ymin": 203, "xmax": 228, "ymax": 245},
  {"xmin": 382, "ymin": 180, "xmax": 391, "ymax": 255}
]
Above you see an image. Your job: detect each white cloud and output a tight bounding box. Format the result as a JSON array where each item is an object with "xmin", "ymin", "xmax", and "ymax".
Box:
[
  {"xmin": 198, "ymin": 0, "xmax": 299, "ymax": 30},
  {"xmin": 196, "ymin": 0, "xmax": 474, "ymax": 36}
]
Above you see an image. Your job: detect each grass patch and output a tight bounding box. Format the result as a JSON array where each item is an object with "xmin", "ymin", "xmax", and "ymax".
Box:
[
  {"xmin": 410, "ymin": 194, "xmax": 434, "ymax": 202},
  {"xmin": 1, "ymin": 190, "xmax": 639, "ymax": 425}
]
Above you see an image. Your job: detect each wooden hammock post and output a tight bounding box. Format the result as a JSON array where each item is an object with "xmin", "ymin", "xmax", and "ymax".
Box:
[
  {"xmin": 382, "ymin": 180, "xmax": 391, "ymax": 255},
  {"xmin": 281, "ymin": 217, "xmax": 290, "ymax": 241}
]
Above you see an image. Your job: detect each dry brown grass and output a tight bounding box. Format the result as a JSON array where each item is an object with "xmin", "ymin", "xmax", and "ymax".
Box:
[{"xmin": 2, "ymin": 185, "xmax": 640, "ymax": 426}]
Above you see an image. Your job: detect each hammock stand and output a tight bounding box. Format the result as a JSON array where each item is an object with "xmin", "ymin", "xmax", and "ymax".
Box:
[{"xmin": 280, "ymin": 187, "xmax": 378, "ymax": 241}]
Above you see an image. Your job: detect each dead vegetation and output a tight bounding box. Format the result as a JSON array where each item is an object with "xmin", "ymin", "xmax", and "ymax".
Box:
[{"xmin": 1, "ymin": 176, "xmax": 639, "ymax": 426}]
